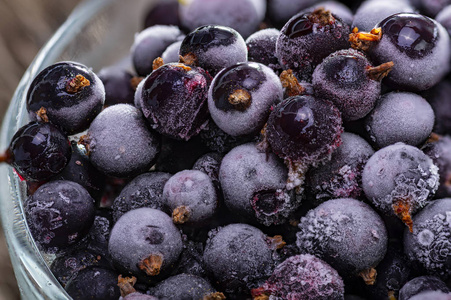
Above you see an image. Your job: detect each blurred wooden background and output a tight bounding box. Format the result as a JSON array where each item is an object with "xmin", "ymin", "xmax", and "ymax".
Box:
[{"xmin": 0, "ymin": 0, "xmax": 81, "ymax": 298}]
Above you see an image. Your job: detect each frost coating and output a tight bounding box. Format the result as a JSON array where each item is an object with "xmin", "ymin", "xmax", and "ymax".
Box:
[
  {"xmin": 362, "ymin": 143, "xmax": 439, "ymax": 218},
  {"xmin": 203, "ymin": 223, "xmax": 276, "ymax": 295},
  {"xmin": 399, "ymin": 275, "xmax": 450, "ymax": 300},
  {"xmin": 296, "ymin": 198, "xmax": 388, "ymax": 275},
  {"xmin": 87, "ymin": 104, "xmax": 160, "ymax": 178},
  {"xmin": 161, "ymin": 40, "xmax": 182, "ymax": 64},
  {"xmin": 252, "ymin": 254, "xmax": 345, "ymax": 300},
  {"xmin": 219, "ymin": 143, "xmax": 297, "ymax": 226},
  {"xmin": 404, "ymin": 199, "xmax": 451, "ymax": 279},
  {"xmin": 151, "ymin": 274, "xmax": 216, "ymax": 300}
]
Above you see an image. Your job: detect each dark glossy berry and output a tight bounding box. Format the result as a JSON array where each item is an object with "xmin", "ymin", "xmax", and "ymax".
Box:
[
  {"xmin": 179, "ymin": 25, "xmax": 247, "ymax": 76},
  {"xmin": 246, "ymin": 28, "xmax": 282, "ymax": 73},
  {"xmin": 144, "ymin": 0, "xmax": 181, "ymax": 28},
  {"xmin": 150, "ymin": 273, "xmax": 219, "ymax": 300},
  {"xmin": 24, "ymin": 180, "xmax": 96, "ymax": 252},
  {"xmin": 97, "ymin": 67, "xmax": 135, "ymax": 106},
  {"xmin": 112, "ymin": 172, "xmax": 171, "ymax": 222},
  {"xmin": 52, "ymin": 141, "xmax": 105, "ymax": 202},
  {"xmin": 365, "ymin": 92, "xmax": 434, "ymax": 148},
  {"xmin": 219, "ymin": 143, "xmax": 297, "ymax": 226},
  {"xmin": 108, "ymin": 208, "xmax": 183, "ymax": 280},
  {"xmin": 312, "ymin": 48, "xmax": 388, "ymax": 121},
  {"xmin": 3, "ymin": 121, "xmax": 71, "ymax": 182},
  {"xmin": 296, "ymin": 198, "xmax": 388, "ymax": 282},
  {"xmin": 404, "ymin": 199, "xmax": 451, "ymax": 279},
  {"xmin": 208, "ymin": 62, "xmax": 283, "ymax": 136},
  {"xmin": 306, "ymin": 132, "xmax": 374, "ymax": 205},
  {"xmin": 164, "ymin": 170, "xmax": 218, "ymax": 226},
  {"xmin": 423, "ymin": 135, "xmax": 451, "ymax": 198},
  {"xmin": 276, "ymin": 8, "xmax": 350, "ymax": 81},
  {"xmin": 203, "ymin": 223, "xmax": 277, "ymax": 295},
  {"xmin": 369, "ymin": 13, "xmax": 450, "ymax": 91},
  {"xmin": 265, "ymin": 95, "xmax": 343, "ymax": 189},
  {"xmin": 362, "ymin": 143, "xmax": 439, "ymax": 231},
  {"xmin": 139, "ymin": 63, "xmax": 211, "ymax": 141},
  {"xmin": 399, "ymin": 275, "xmax": 450, "ymax": 300},
  {"xmin": 132, "ymin": 25, "xmax": 185, "ymax": 76},
  {"xmin": 178, "ymin": 0, "xmax": 266, "ymax": 38},
  {"xmin": 65, "ymin": 266, "xmax": 120, "ymax": 300},
  {"xmin": 27, "ymin": 61, "xmax": 105, "ymax": 135},
  {"xmin": 84, "ymin": 104, "xmax": 160, "ymax": 178},
  {"xmin": 352, "ymin": 0, "xmax": 414, "ymax": 32},
  {"xmin": 252, "ymin": 254, "xmax": 345, "ymax": 300},
  {"xmin": 50, "ymin": 249, "xmax": 110, "ymax": 286}
]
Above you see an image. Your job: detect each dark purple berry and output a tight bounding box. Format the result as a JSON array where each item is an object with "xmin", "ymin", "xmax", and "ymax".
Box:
[
  {"xmin": 399, "ymin": 275, "xmax": 450, "ymax": 300},
  {"xmin": 143, "ymin": 0, "xmax": 181, "ymax": 29},
  {"xmin": 404, "ymin": 199, "xmax": 451, "ymax": 279},
  {"xmin": 208, "ymin": 62, "xmax": 282, "ymax": 136},
  {"xmin": 65, "ymin": 266, "xmax": 120, "ymax": 300},
  {"xmin": 276, "ymin": 8, "xmax": 350, "ymax": 81},
  {"xmin": 179, "ymin": 25, "xmax": 247, "ymax": 76},
  {"xmin": 84, "ymin": 104, "xmax": 160, "ymax": 178},
  {"xmin": 296, "ymin": 198, "xmax": 388, "ymax": 284},
  {"xmin": 246, "ymin": 28, "xmax": 282, "ymax": 73},
  {"xmin": 24, "ymin": 180, "xmax": 96, "ymax": 252},
  {"xmin": 139, "ymin": 63, "xmax": 211, "ymax": 141},
  {"xmin": 97, "ymin": 67, "xmax": 135, "ymax": 106},
  {"xmin": 27, "ymin": 61, "xmax": 105, "ymax": 135},
  {"xmin": 423, "ymin": 135, "xmax": 451, "ymax": 198},
  {"xmin": 132, "ymin": 25, "xmax": 185, "ymax": 76},
  {"xmin": 252, "ymin": 254, "xmax": 345, "ymax": 300},
  {"xmin": 362, "ymin": 143, "xmax": 439, "ymax": 231},
  {"xmin": 2, "ymin": 121, "xmax": 71, "ymax": 182}
]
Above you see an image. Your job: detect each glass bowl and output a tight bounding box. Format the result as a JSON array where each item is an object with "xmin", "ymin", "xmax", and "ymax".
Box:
[{"xmin": 0, "ymin": 0, "xmax": 157, "ymax": 298}]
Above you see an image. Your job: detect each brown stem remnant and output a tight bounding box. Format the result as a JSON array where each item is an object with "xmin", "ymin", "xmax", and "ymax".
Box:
[
  {"xmin": 279, "ymin": 69, "xmax": 305, "ymax": 97},
  {"xmin": 66, "ymin": 74, "xmax": 90, "ymax": 94},
  {"xmin": 267, "ymin": 235, "xmax": 286, "ymax": 250},
  {"xmin": 117, "ymin": 275, "xmax": 137, "ymax": 297},
  {"xmin": 426, "ymin": 132, "xmax": 441, "ymax": 144},
  {"xmin": 308, "ymin": 8, "xmax": 335, "ymax": 26},
  {"xmin": 388, "ymin": 290, "xmax": 396, "ymax": 300},
  {"xmin": 172, "ymin": 205, "xmax": 191, "ymax": 224},
  {"xmin": 78, "ymin": 135, "xmax": 91, "ymax": 156},
  {"xmin": 130, "ymin": 76, "xmax": 144, "ymax": 91},
  {"xmin": 0, "ymin": 150, "xmax": 13, "ymax": 164},
  {"xmin": 152, "ymin": 57, "xmax": 164, "ymax": 71},
  {"xmin": 349, "ymin": 27, "xmax": 382, "ymax": 52},
  {"xmin": 366, "ymin": 61, "xmax": 394, "ymax": 81},
  {"xmin": 138, "ymin": 253, "xmax": 164, "ymax": 276},
  {"xmin": 179, "ymin": 53, "xmax": 197, "ymax": 66},
  {"xmin": 251, "ymin": 287, "xmax": 270, "ymax": 300},
  {"xmin": 228, "ymin": 89, "xmax": 252, "ymax": 111},
  {"xmin": 36, "ymin": 107, "xmax": 49, "ymax": 123},
  {"xmin": 203, "ymin": 292, "xmax": 227, "ymax": 300},
  {"xmin": 359, "ymin": 267, "xmax": 377, "ymax": 285},
  {"xmin": 393, "ymin": 197, "xmax": 414, "ymax": 232}
]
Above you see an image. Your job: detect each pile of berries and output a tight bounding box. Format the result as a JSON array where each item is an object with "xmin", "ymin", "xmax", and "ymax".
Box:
[{"xmin": 3, "ymin": 0, "xmax": 451, "ymax": 299}]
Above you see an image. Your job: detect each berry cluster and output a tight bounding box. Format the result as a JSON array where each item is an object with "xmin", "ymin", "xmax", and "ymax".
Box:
[{"xmin": 3, "ymin": 0, "xmax": 451, "ymax": 299}]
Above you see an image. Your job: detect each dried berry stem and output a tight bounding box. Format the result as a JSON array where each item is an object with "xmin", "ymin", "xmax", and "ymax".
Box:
[
  {"xmin": 267, "ymin": 235, "xmax": 286, "ymax": 250},
  {"xmin": 117, "ymin": 275, "xmax": 137, "ymax": 297},
  {"xmin": 280, "ymin": 69, "xmax": 305, "ymax": 97},
  {"xmin": 426, "ymin": 132, "xmax": 441, "ymax": 144},
  {"xmin": 366, "ymin": 61, "xmax": 394, "ymax": 81},
  {"xmin": 203, "ymin": 292, "xmax": 226, "ymax": 300},
  {"xmin": 251, "ymin": 287, "xmax": 270, "ymax": 300},
  {"xmin": 138, "ymin": 253, "xmax": 164, "ymax": 276},
  {"xmin": 392, "ymin": 198, "xmax": 414, "ymax": 232},
  {"xmin": 308, "ymin": 8, "xmax": 335, "ymax": 26},
  {"xmin": 228, "ymin": 89, "xmax": 252, "ymax": 111},
  {"xmin": 66, "ymin": 74, "xmax": 90, "ymax": 94},
  {"xmin": 36, "ymin": 107, "xmax": 49, "ymax": 122},
  {"xmin": 172, "ymin": 205, "xmax": 191, "ymax": 224},
  {"xmin": 359, "ymin": 267, "xmax": 377, "ymax": 285},
  {"xmin": 152, "ymin": 57, "xmax": 164, "ymax": 70},
  {"xmin": 78, "ymin": 135, "xmax": 91, "ymax": 156},
  {"xmin": 179, "ymin": 53, "xmax": 197, "ymax": 66},
  {"xmin": 0, "ymin": 150, "xmax": 12, "ymax": 164},
  {"xmin": 349, "ymin": 27, "xmax": 382, "ymax": 52}
]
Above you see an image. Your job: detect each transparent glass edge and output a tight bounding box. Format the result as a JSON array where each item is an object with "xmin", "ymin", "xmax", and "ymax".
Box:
[{"xmin": 0, "ymin": 0, "xmax": 115, "ymax": 298}]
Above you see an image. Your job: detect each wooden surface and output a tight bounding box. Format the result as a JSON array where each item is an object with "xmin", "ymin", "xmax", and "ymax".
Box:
[{"xmin": 0, "ymin": 0, "xmax": 81, "ymax": 298}]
